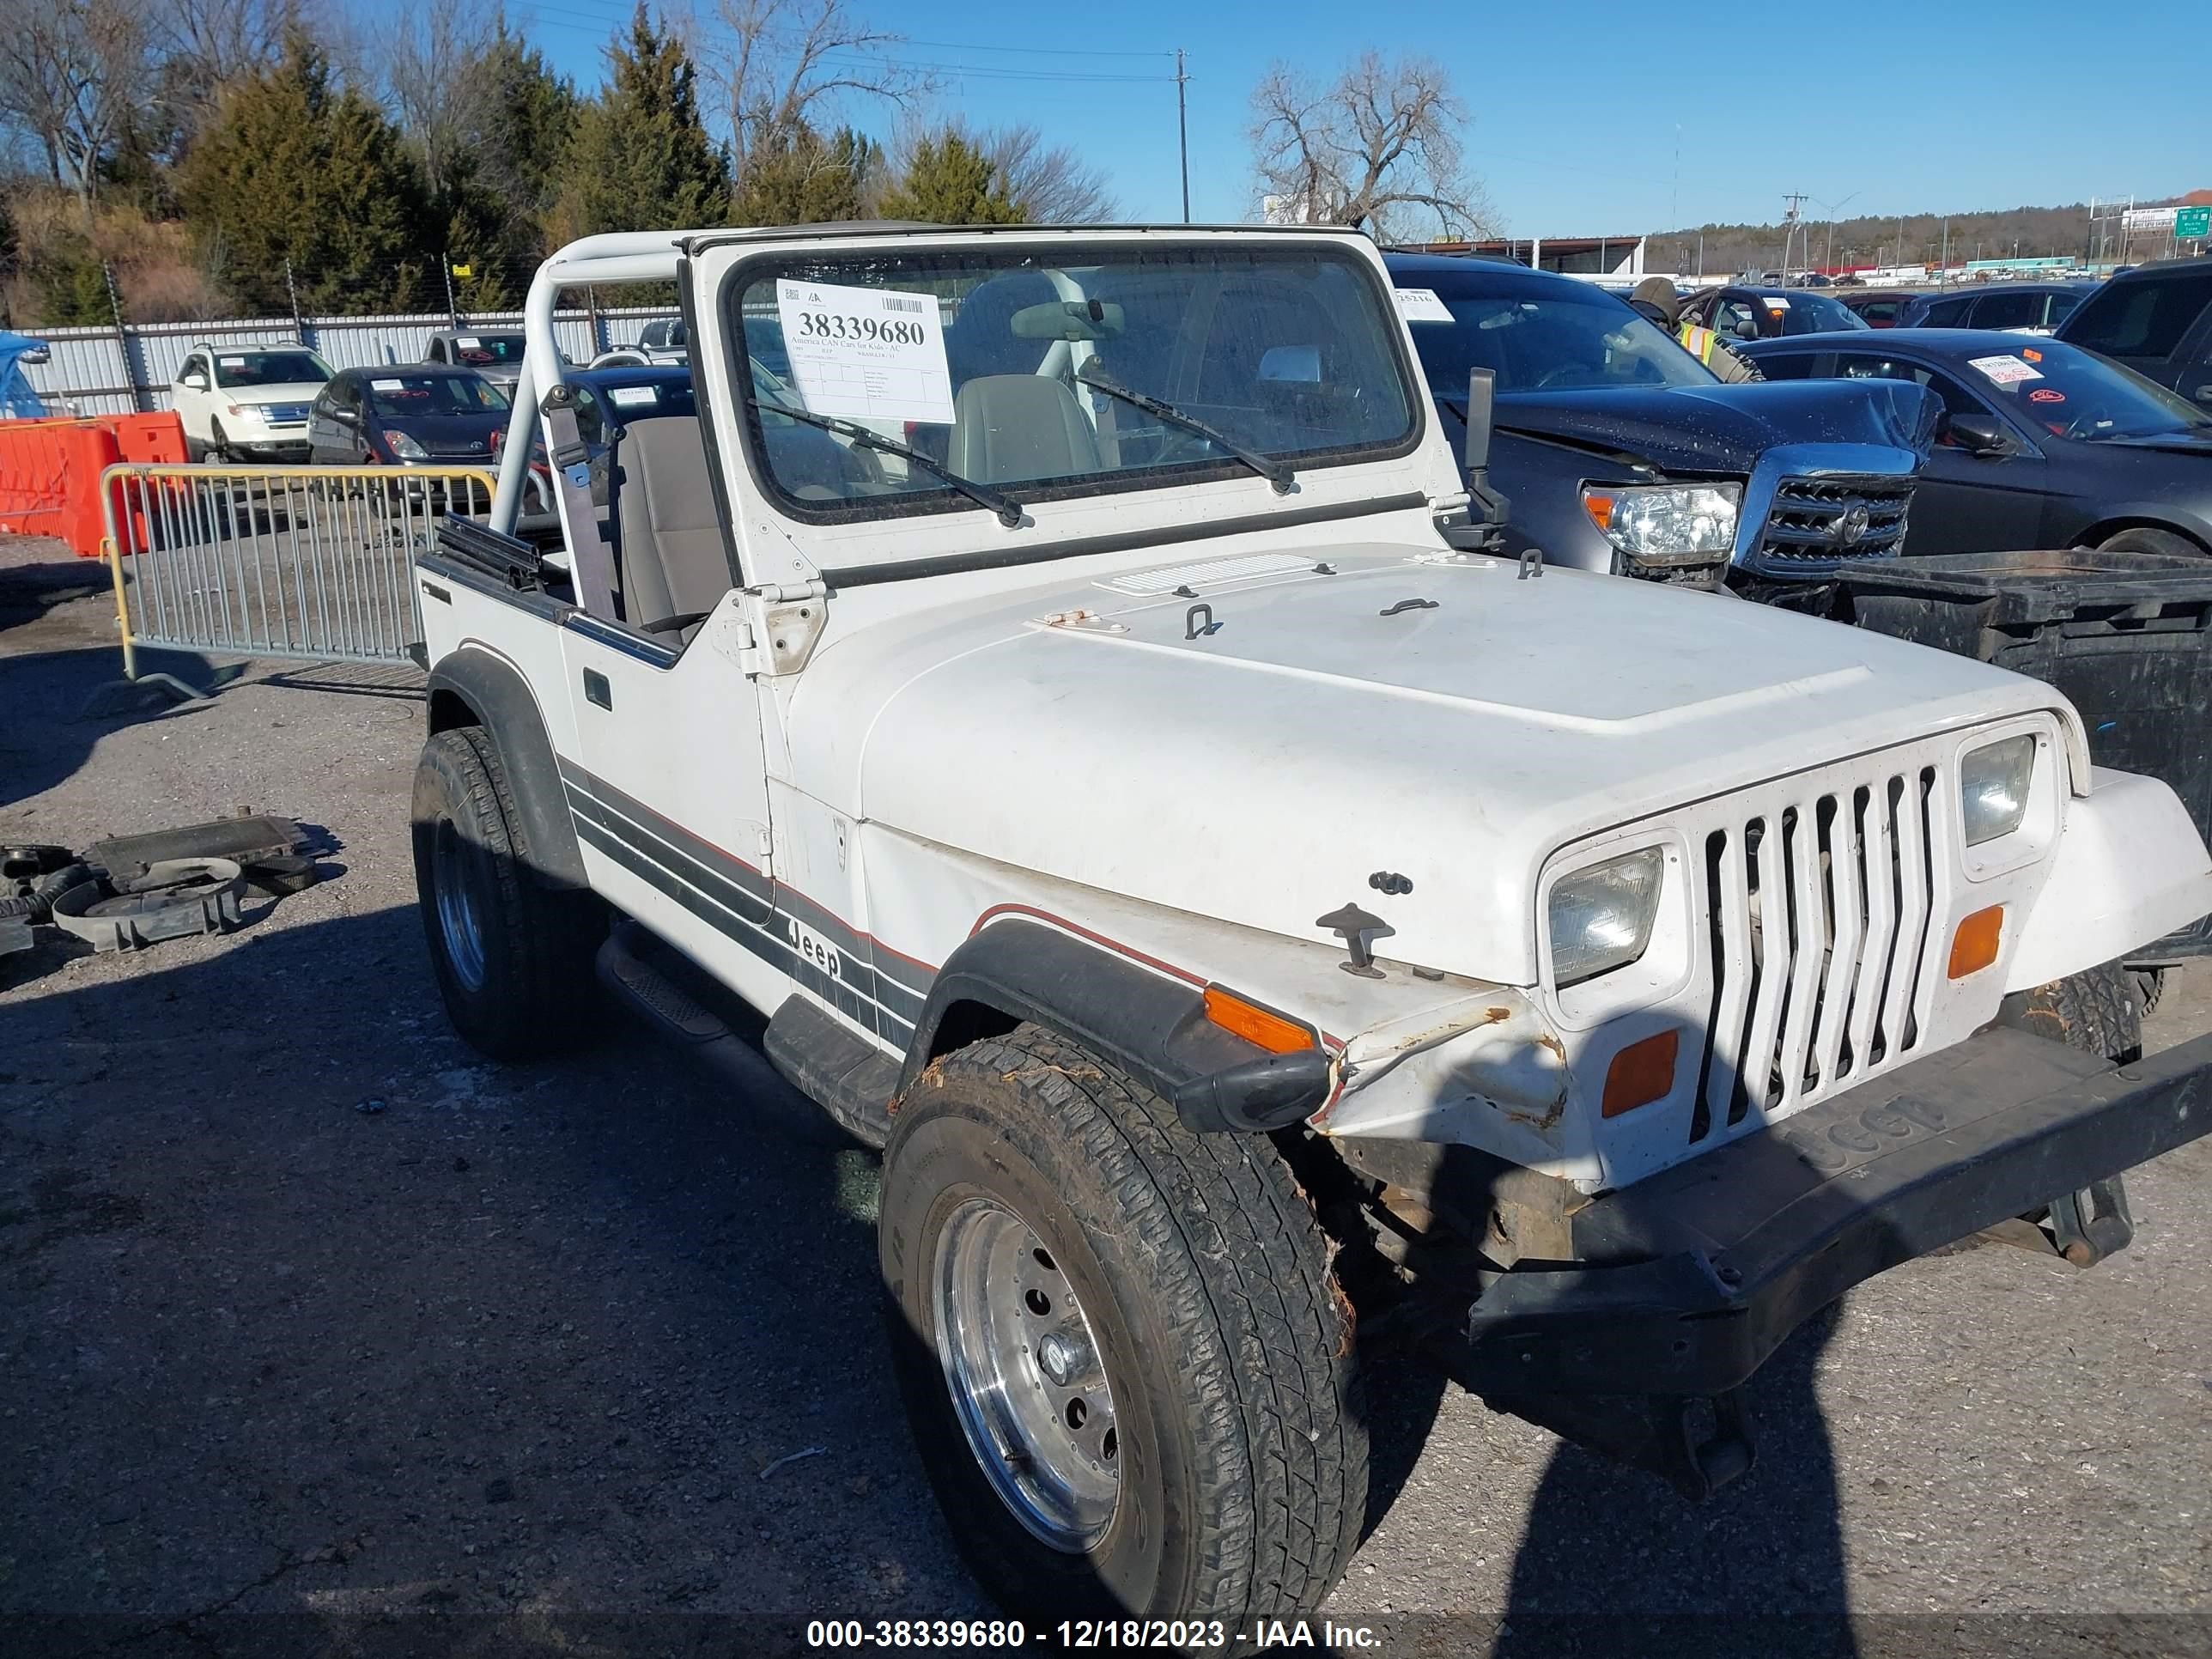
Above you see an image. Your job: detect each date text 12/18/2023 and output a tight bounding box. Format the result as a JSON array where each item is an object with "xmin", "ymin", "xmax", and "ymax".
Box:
[{"xmin": 803, "ymin": 1618, "xmax": 1386, "ymax": 1649}]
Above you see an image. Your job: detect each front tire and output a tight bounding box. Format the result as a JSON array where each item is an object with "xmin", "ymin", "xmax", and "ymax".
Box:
[
  {"xmin": 410, "ymin": 726, "xmax": 604, "ymax": 1059},
  {"xmin": 1999, "ymin": 961, "xmax": 2142, "ymax": 1064},
  {"xmin": 878, "ymin": 1026, "xmax": 1364, "ymax": 1644}
]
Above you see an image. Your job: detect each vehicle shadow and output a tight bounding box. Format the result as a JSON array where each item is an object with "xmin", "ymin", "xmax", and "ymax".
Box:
[
  {"xmin": 1492, "ymin": 1304, "xmax": 1857, "ymax": 1659},
  {"xmin": 0, "ymin": 898, "xmax": 975, "ymax": 1656},
  {"xmin": 0, "ymin": 639, "xmax": 236, "ymax": 811}
]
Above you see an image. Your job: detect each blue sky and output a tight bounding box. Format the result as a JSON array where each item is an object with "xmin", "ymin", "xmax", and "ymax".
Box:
[{"xmin": 518, "ymin": 0, "xmax": 2212, "ymax": 233}]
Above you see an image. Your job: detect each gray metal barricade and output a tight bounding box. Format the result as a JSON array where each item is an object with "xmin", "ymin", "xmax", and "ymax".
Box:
[{"xmin": 101, "ymin": 464, "xmax": 501, "ymax": 678}]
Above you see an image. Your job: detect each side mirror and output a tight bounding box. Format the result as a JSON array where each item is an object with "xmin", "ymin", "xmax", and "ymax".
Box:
[
  {"xmin": 1462, "ymin": 366, "xmax": 1496, "ymax": 475},
  {"xmin": 1945, "ymin": 410, "xmax": 2014, "ymax": 457},
  {"xmin": 179, "ymin": 371, "xmax": 207, "ymax": 391},
  {"xmin": 1733, "ymin": 320, "xmax": 1761, "ymax": 342}
]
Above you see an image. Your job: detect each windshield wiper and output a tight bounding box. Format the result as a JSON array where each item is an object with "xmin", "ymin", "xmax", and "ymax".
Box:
[
  {"xmin": 748, "ymin": 398, "xmax": 1024, "ymax": 527},
  {"xmin": 1074, "ymin": 367, "xmax": 1294, "ymax": 495}
]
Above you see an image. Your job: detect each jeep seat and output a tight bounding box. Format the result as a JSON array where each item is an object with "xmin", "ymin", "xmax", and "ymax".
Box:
[
  {"xmin": 947, "ymin": 375, "xmax": 1099, "ymax": 484},
  {"xmin": 611, "ymin": 416, "xmax": 733, "ymax": 638}
]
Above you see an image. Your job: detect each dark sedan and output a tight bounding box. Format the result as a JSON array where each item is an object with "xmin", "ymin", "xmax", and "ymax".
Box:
[
  {"xmin": 1898, "ymin": 282, "xmax": 2088, "ymax": 334},
  {"xmin": 1834, "ymin": 289, "xmax": 1920, "ymax": 328},
  {"xmin": 1678, "ymin": 284, "xmax": 1873, "ymax": 341},
  {"xmin": 1741, "ymin": 329, "xmax": 2212, "ymax": 556},
  {"xmin": 307, "ymin": 367, "xmax": 510, "ymax": 467}
]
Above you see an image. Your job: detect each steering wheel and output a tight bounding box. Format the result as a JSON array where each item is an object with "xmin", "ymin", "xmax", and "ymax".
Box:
[
  {"xmin": 1531, "ymin": 364, "xmax": 1589, "ymax": 390},
  {"xmin": 2057, "ymin": 403, "xmax": 2115, "ymax": 441}
]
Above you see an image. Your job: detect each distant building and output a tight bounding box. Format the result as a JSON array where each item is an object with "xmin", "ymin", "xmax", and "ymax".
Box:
[{"xmin": 1398, "ymin": 234, "xmax": 1648, "ymax": 278}]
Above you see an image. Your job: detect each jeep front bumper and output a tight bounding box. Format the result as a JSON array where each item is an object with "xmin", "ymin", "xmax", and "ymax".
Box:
[{"xmin": 1459, "ymin": 1024, "xmax": 2212, "ymax": 1403}]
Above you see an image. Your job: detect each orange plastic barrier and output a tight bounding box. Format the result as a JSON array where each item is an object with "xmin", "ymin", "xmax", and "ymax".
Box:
[{"xmin": 0, "ymin": 413, "xmax": 187, "ymax": 556}]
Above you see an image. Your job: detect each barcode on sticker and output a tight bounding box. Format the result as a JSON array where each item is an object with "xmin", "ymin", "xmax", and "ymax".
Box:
[{"xmin": 884, "ymin": 297, "xmax": 927, "ymax": 314}]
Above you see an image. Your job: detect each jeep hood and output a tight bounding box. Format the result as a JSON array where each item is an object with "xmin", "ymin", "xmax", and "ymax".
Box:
[
  {"xmin": 1495, "ymin": 380, "xmax": 1940, "ymax": 475},
  {"xmin": 793, "ymin": 547, "xmax": 2066, "ymax": 986}
]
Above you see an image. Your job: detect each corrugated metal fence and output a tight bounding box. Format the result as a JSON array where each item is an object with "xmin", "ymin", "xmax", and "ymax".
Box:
[{"xmin": 24, "ymin": 307, "xmax": 675, "ymax": 417}]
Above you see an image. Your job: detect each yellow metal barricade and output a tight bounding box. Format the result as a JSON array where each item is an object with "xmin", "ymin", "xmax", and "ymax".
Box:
[{"xmin": 100, "ymin": 464, "xmax": 501, "ymax": 677}]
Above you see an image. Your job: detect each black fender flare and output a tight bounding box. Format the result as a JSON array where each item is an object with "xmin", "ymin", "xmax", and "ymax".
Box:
[
  {"xmin": 896, "ymin": 917, "xmax": 1332, "ymax": 1133},
  {"xmin": 424, "ymin": 647, "xmax": 588, "ymax": 890}
]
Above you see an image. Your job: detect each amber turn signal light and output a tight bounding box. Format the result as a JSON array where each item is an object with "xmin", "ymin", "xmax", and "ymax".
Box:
[
  {"xmin": 1947, "ymin": 905, "xmax": 2004, "ymax": 981},
  {"xmin": 1202, "ymin": 986, "xmax": 1316, "ymax": 1054},
  {"xmin": 1601, "ymin": 1029, "xmax": 1679, "ymax": 1118}
]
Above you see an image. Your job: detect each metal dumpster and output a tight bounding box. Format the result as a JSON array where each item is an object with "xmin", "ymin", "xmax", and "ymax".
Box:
[{"xmin": 1832, "ymin": 548, "xmax": 2212, "ymax": 962}]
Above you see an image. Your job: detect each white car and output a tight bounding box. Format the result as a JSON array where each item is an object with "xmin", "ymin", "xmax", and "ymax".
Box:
[
  {"xmin": 170, "ymin": 343, "xmax": 334, "ymax": 462},
  {"xmin": 410, "ymin": 224, "xmax": 2212, "ymax": 1642}
]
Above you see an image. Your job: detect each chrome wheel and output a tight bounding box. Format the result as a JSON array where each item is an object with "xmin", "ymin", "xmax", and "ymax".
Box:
[
  {"xmin": 933, "ymin": 1194, "xmax": 1120, "ymax": 1552},
  {"xmin": 432, "ymin": 817, "xmax": 487, "ymax": 994}
]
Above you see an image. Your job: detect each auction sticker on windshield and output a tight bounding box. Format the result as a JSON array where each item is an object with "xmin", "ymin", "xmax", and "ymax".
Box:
[
  {"xmin": 1394, "ymin": 287, "xmax": 1455, "ymax": 323},
  {"xmin": 1969, "ymin": 354, "xmax": 2044, "ymax": 386},
  {"xmin": 775, "ymin": 279, "xmax": 955, "ymax": 425}
]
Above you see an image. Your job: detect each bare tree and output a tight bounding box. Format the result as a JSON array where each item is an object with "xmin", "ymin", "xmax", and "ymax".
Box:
[
  {"xmin": 696, "ymin": 0, "xmax": 929, "ymax": 191},
  {"xmin": 0, "ymin": 0, "xmax": 152, "ymax": 210},
  {"xmin": 1247, "ymin": 52, "xmax": 1494, "ymax": 240},
  {"xmin": 384, "ymin": 0, "xmax": 493, "ymax": 201},
  {"xmin": 981, "ymin": 123, "xmax": 1117, "ymax": 224},
  {"xmin": 155, "ymin": 0, "xmax": 294, "ymax": 84}
]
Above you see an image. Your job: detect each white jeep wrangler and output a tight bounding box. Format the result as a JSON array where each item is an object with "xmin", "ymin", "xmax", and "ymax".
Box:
[{"xmin": 410, "ymin": 224, "xmax": 2212, "ymax": 1641}]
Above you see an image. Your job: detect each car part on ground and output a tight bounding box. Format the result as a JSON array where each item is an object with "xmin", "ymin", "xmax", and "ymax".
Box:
[
  {"xmin": 48, "ymin": 859, "xmax": 246, "ymax": 951},
  {"xmin": 88, "ymin": 813, "xmax": 312, "ymax": 884},
  {"xmin": 6, "ymin": 814, "xmax": 321, "ymax": 956}
]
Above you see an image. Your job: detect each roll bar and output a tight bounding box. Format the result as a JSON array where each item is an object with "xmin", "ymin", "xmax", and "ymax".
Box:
[{"xmin": 491, "ymin": 230, "xmax": 700, "ymax": 531}]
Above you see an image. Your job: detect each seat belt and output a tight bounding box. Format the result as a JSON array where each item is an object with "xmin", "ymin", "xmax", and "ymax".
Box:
[{"xmin": 540, "ymin": 382, "xmax": 622, "ymax": 622}]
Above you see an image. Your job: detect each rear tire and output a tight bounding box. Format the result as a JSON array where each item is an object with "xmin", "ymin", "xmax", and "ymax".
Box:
[
  {"xmin": 2096, "ymin": 526, "xmax": 2203, "ymax": 559},
  {"xmin": 878, "ymin": 1025, "xmax": 1364, "ymax": 1646},
  {"xmin": 410, "ymin": 726, "xmax": 604, "ymax": 1060}
]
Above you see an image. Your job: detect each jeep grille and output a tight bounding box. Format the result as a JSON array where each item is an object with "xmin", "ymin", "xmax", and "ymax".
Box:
[
  {"xmin": 1687, "ymin": 755, "xmax": 1947, "ymax": 1145},
  {"xmin": 1747, "ymin": 475, "xmax": 1912, "ymax": 574}
]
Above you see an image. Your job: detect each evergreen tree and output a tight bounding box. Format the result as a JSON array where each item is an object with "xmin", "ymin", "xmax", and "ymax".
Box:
[
  {"xmin": 877, "ymin": 131, "xmax": 1024, "ymax": 226},
  {"xmin": 453, "ymin": 25, "xmax": 577, "ymax": 284},
  {"xmin": 550, "ymin": 7, "xmax": 727, "ymax": 240},
  {"xmin": 176, "ymin": 39, "xmax": 433, "ymax": 313},
  {"xmin": 732, "ymin": 125, "xmax": 876, "ymax": 227}
]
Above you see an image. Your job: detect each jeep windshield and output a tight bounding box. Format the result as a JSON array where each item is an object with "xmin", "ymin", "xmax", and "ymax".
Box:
[{"xmin": 728, "ymin": 242, "xmax": 1417, "ymax": 526}]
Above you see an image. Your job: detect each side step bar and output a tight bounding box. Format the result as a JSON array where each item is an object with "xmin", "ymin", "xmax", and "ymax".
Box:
[
  {"xmin": 594, "ymin": 920, "xmax": 842, "ymax": 1144},
  {"xmin": 763, "ymin": 995, "xmax": 900, "ymax": 1151}
]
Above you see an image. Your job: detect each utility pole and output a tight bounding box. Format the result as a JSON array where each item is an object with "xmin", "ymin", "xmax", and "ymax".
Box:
[
  {"xmin": 102, "ymin": 262, "xmax": 144, "ymax": 414},
  {"xmin": 1176, "ymin": 49, "xmax": 1191, "ymax": 224},
  {"xmin": 442, "ymin": 249, "xmax": 459, "ymax": 328},
  {"xmin": 1781, "ymin": 191, "xmax": 1806, "ymax": 283},
  {"xmin": 1939, "ymin": 216, "xmax": 1948, "ymax": 287},
  {"xmin": 283, "ymin": 258, "xmax": 305, "ymax": 346}
]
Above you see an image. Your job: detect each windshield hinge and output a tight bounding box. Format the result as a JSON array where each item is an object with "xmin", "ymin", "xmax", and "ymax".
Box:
[{"xmin": 739, "ymin": 583, "xmax": 830, "ymax": 676}]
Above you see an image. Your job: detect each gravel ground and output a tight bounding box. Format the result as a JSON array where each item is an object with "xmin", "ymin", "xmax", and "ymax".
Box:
[{"xmin": 3, "ymin": 538, "xmax": 2208, "ymax": 1658}]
